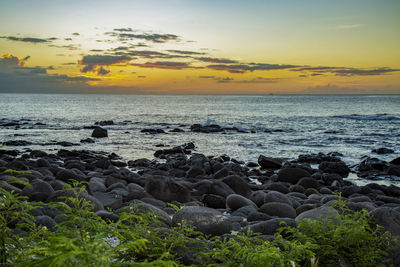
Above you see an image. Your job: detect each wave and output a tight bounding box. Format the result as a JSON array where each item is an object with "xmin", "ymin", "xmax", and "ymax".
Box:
[{"xmin": 332, "ymin": 113, "xmax": 400, "ymax": 121}]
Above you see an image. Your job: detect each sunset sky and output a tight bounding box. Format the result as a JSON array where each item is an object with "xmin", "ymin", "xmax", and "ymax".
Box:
[{"xmin": 1, "ymin": 0, "xmax": 399, "ymax": 94}]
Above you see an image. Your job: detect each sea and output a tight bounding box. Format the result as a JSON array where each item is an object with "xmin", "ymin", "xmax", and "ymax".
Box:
[{"xmin": 1, "ymin": 94, "xmax": 399, "ymax": 185}]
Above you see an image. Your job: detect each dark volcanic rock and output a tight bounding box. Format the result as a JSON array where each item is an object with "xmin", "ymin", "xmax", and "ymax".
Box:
[
  {"xmin": 319, "ymin": 161, "xmax": 350, "ymax": 177},
  {"xmin": 91, "ymin": 127, "xmax": 108, "ymax": 138},
  {"xmin": 95, "ymin": 120, "xmax": 114, "ymax": 126},
  {"xmin": 277, "ymin": 168, "xmax": 311, "ymax": 184},
  {"xmin": 190, "ymin": 124, "xmax": 224, "ymax": 133},
  {"xmin": 141, "ymin": 128, "xmax": 166, "ymax": 134},
  {"xmin": 295, "ymin": 207, "xmax": 339, "ymax": 223},
  {"xmin": 96, "ymin": 210, "xmax": 119, "ymax": 222},
  {"xmin": 297, "ymin": 177, "xmax": 321, "ymax": 189},
  {"xmin": 249, "ymin": 191, "xmax": 267, "ymax": 207},
  {"xmin": 145, "ymin": 176, "xmax": 190, "ymax": 203},
  {"xmin": 80, "ymin": 138, "xmax": 95, "ymax": 144},
  {"xmin": 35, "ymin": 215, "xmax": 56, "ymax": 230},
  {"xmin": 93, "ymin": 191, "xmax": 123, "ymax": 210},
  {"xmin": 372, "ymin": 148, "xmax": 394, "ymax": 154},
  {"xmin": 172, "ymin": 206, "xmax": 233, "ymax": 236},
  {"xmin": 201, "ymin": 194, "xmax": 226, "ymax": 209},
  {"xmin": 298, "ymin": 152, "xmax": 341, "ymax": 164},
  {"xmin": 245, "ymin": 218, "xmax": 296, "ymax": 235},
  {"xmin": 258, "ymin": 155, "xmax": 283, "ymax": 169},
  {"xmin": 3, "ymin": 140, "xmax": 32, "ymax": 146},
  {"xmin": 222, "ymin": 175, "xmax": 253, "ymax": 198},
  {"xmin": 259, "ymin": 202, "xmax": 296, "ymax": 218},
  {"xmin": 22, "ymin": 180, "xmax": 55, "ymax": 201},
  {"xmin": 264, "ymin": 191, "xmax": 292, "ymax": 206},
  {"xmin": 226, "ymin": 194, "xmax": 256, "ymax": 211}
]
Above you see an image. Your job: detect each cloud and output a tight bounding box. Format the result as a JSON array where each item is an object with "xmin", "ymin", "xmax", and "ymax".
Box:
[
  {"xmin": 292, "ymin": 66, "xmax": 400, "ymax": 76},
  {"xmin": 197, "ymin": 57, "xmax": 238, "ymax": 64},
  {"xmin": 113, "ymin": 28, "xmax": 134, "ymax": 32},
  {"xmin": 97, "ymin": 66, "xmax": 110, "ymax": 75},
  {"xmin": 131, "ymin": 61, "xmax": 197, "ymax": 70},
  {"xmin": 199, "ymin": 75, "xmax": 277, "ymax": 83},
  {"xmin": 48, "ymin": 44, "xmax": 80, "ymax": 50},
  {"xmin": 207, "ymin": 63, "xmax": 299, "ymax": 73},
  {"xmin": 0, "ymin": 36, "xmax": 55, "ymax": 43},
  {"xmin": 79, "ymin": 54, "xmax": 132, "ymax": 73},
  {"xmin": 334, "ymin": 67, "xmax": 399, "ymax": 76},
  {"xmin": 0, "ymin": 54, "xmax": 108, "ymax": 93},
  {"xmin": 167, "ymin": 50, "xmax": 206, "ymax": 55},
  {"xmin": 72, "ymin": 32, "xmax": 80, "ymax": 36},
  {"xmin": 105, "ymin": 30, "xmax": 180, "ymax": 43},
  {"xmin": 337, "ymin": 24, "xmax": 363, "ymax": 29}
]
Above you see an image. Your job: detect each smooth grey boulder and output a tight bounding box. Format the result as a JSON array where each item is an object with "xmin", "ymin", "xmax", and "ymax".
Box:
[
  {"xmin": 297, "ymin": 177, "xmax": 320, "ymax": 189},
  {"xmin": 22, "ymin": 179, "xmax": 55, "ymax": 201},
  {"xmin": 264, "ymin": 191, "xmax": 292, "ymax": 206},
  {"xmin": 258, "ymin": 155, "xmax": 283, "ymax": 169},
  {"xmin": 172, "ymin": 206, "xmax": 233, "ymax": 236},
  {"xmin": 226, "ymin": 194, "xmax": 256, "ymax": 211},
  {"xmin": 34, "ymin": 215, "xmax": 56, "ymax": 230},
  {"xmin": 201, "ymin": 194, "xmax": 226, "ymax": 209},
  {"xmin": 259, "ymin": 202, "xmax": 296, "ymax": 218},
  {"xmin": 295, "ymin": 206, "xmax": 339, "ymax": 223},
  {"xmin": 93, "ymin": 191, "xmax": 123, "ymax": 210},
  {"xmin": 249, "ymin": 191, "xmax": 267, "ymax": 207},
  {"xmin": 370, "ymin": 207, "xmax": 400, "ymax": 236},
  {"xmin": 124, "ymin": 201, "xmax": 172, "ymax": 226},
  {"xmin": 145, "ymin": 176, "xmax": 190, "ymax": 203},
  {"xmin": 244, "ymin": 218, "xmax": 297, "ymax": 235},
  {"xmin": 208, "ymin": 180, "xmax": 235, "ymax": 198}
]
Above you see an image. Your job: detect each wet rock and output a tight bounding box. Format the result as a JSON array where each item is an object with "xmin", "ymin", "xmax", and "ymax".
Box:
[
  {"xmin": 295, "ymin": 206, "xmax": 339, "ymax": 223},
  {"xmin": 91, "ymin": 127, "xmax": 108, "ymax": 138},
  {"xmin": 95, "ymin": 120, "xmax": 114, "ymax": 126},
  {"xmin": 259, "ymin": 202, "xmax": 296, "ymax": 218},
  {"xmin": 298, "ymin": 152, "xmax": 341, "ymax": 164},
  {"xmin": 145, "ymin": 176, "xmax": 190, "ymax": 203},
  {"xmin": 340, "ymin": 185, "xmax": 361, "ymax": 197},
  {"xmin": 172, "ymin": 206, "xmax": 233, "ymax": 236},
  {"xmin": 289, "ymin": 184, "xmax": 305, "ymax": 193},
  {"xmin": 126, "ymin": 201, "xmax": 172, "ymax": 226},
  {"xmin": 372, "ymin": 148, "xmax": 394, "ymax": 154},
  {"xmin": 277, "ymin": 168, "xmax": 311, "ymax": 184},
  {"xmin": 231, "ymin": 205, "xmax": 257, "ymax": 217},
  {"xmin": 258, "ymin": 155, "xmax": 283, "ymax": 169},
  {"xmin": 48, "ymin": 189, "xmax": 104, "ymax": 212},
  {"xmin": 141, "ymin": 128, "xmax": 166, "ymax": 134},
  {"xmin": 36, "ymin": 158, "xmax": 51, "ymax": 168},
  {"xmin": 390, "ymin": 157, "xmax": 400, "ymax": 165},
  {"xmin": 2, "ymin": 140, "xmax": 32, "ymax": 146},
  {"xmin": 88, "ymin": 178, "xmax": 106, "ymax": 193},
  {"xmin": 387, "ymin": 165, "xmax": 400, "ymax": 176},
  {"xmin": 226, "ymin": 194, "xmax": 256, "ymax": 211},
  {"xmin": 319, "ymin": 161, "xmax": 350, "ymax": 177},
  {"xmin": 375, "ymin": 195, "xmax": 400, "ymax": 205},
  {"xmin": 170, "ymin": 128, "xmax": 184, "ymax": 132},
  {"xmin": 201, "ymin": 194, "xmax": 226, "ymax": 209},
  {"xmin": 80, "ymin": 138, "xmax": 95, "ymax": 144},
  {"xmin": 190, "ymin": 124, "xmax": 224, "ymax": 133}
]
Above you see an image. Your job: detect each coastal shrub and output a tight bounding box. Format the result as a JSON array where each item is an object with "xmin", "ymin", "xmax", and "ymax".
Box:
[
  {"xmin": 278, "ymin": 198, "xmax": 397, "ymax": 266},
  {"xmin": 0, "ymin": 176, "xmax": 398, "ymax": 266}
]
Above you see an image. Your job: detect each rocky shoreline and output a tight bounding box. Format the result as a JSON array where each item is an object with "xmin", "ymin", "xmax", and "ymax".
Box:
[{"xmin": 1, "ymin": 143, "xmax": 400, "ymax": 264}]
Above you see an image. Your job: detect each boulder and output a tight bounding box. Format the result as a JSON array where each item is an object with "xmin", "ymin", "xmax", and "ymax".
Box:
[
  {"xmin": 264, "ymin": 191, "xmax": 292, "ymax": 206},
  {"xmin": 319, "ymin": 161, "xmax": 350, "ymax": 177},
  {"xmin": 297, "ymin": 177, "xmax": 320, "ymax": 189},
  {"xmin": 277, "ymin": 168, "xmax": 311, "ymax": 184},
  {"xmin": 21, "ymin": 179, "xmax": 55, "ymax": 201},
  {"xmin": 201, "ymin": 194, "xmax": 226, "ymax": 209},
  {"xmin": 259, "ymin": 202, "xmax": 296, "ymax": 218},
  {"xmin": 263, "ymin": 182, "xmax": 290, "ymax": 194},
  {"xmin": 249, "ymin": 191, "xmax": 267, "ymax": 207},
  {"xmin": 222, "ymin": 175, "xmax": 253, "ymax": 197},
  {"xmin": 91, "ymin": 127, "xmax": 108, "ymax": 138},
  {"xmin": 145, "ymin": 176, "xmax": 190, "ymax": 203},
  {"xmin": 226, "ymin": 194, "xmax": 256, "ymax": 211},
  {"xmin": 245, "ymin": 218, "xmax": 296, "ymax": 235},
  {"xmin": 34, "ymin": 215, "xmax": 57, "ymax": 230},
  {"xmin": 295, "ymin": 206, "xmax": 339, "ymax": 223},
  {"xmin": 258, "ymin": 155, "xmax": 283, "ymax": 169},
  {"xmin": 92, "ymin": 191, "xmax": 123, "ymax": 210},
  {"xmin": 172, "ymin": 206, "xmax": 233, "ymax": 236},
  {"xmin": 208, "ymin": 180, "xmax": 235, "ymax": 198}
]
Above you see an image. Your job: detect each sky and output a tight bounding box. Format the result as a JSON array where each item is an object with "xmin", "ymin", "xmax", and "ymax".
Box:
[{"xmin": 0, "ymin": 0, "xmax": 399, "ymax": 94}]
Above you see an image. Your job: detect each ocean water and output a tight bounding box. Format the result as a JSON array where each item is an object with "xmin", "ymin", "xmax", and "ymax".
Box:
[{"xmin": 1, "ymin": 94, "xmax": 399, "ymax": 182}]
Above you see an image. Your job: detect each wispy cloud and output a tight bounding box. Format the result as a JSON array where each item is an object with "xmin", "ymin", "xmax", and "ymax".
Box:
[{"xmin": 0, "ymin": 36, "xmax": 56, "ymax": 43}]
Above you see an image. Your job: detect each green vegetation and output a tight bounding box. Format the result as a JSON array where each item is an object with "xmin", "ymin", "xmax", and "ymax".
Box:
[{"xmin": 0, "ymin": 175, "xmax": 398, "ymax": 266}]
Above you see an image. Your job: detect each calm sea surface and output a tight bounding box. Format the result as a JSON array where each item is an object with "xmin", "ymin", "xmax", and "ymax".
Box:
[{"xmin": 1, "ymin": 94, "xmax": 399, "ymax": 183}]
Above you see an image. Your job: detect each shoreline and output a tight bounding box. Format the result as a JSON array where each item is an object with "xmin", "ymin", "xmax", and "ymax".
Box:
[{"xmin": 1, "ymin": 144, "xmax": 400, "ymax": 264}]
